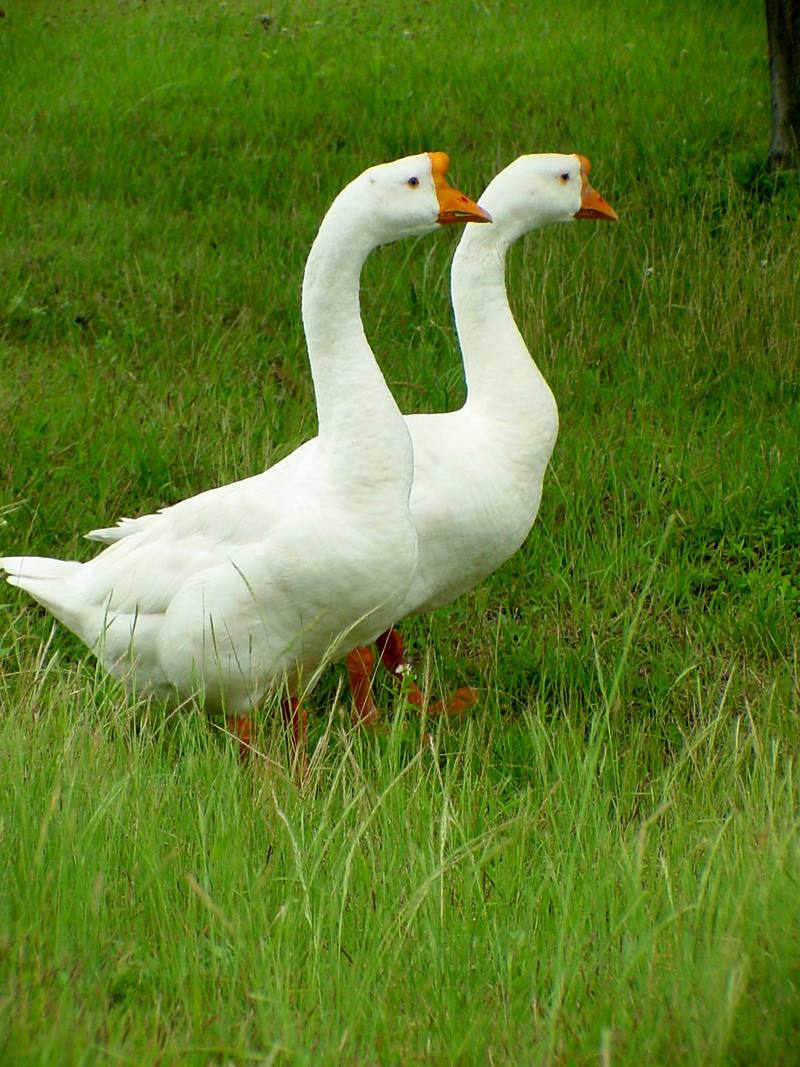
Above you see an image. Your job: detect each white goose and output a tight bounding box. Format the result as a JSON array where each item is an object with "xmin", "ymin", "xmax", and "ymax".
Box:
[
  {"xmin": 346, "ymin": 154, "xmax": 617, "ymax": 716},
  {"xmin": 1, "ymin": 153, "xmax": 489, "ymax": 748}
]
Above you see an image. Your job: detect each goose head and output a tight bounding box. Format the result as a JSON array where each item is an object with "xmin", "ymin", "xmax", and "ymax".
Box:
[
  {"xmin": 342, "ymin": 152, "xmax": 492, "ymax": 246},
  {"xmin": 477, "ymin": 153, "xmax": 618, "ymax": 241}
]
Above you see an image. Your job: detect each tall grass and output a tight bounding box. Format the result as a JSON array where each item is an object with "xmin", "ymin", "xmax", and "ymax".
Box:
[{"xmin": 1, "ymin": 1, "xmax": 799, "ymax": 1062}]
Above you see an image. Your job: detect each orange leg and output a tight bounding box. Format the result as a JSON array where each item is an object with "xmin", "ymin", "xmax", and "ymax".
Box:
[
  {"xmin": 282, "ymin": 696, "xmax": 309, "ymax": 774},
  {"xmin": 226, "ymin": 699, "xmax": 308, "ymax": 773},
  {"xmin": 375, "ymin": 628, "xmax": 424, "ymax": 704},
  {"xmin": 226, "ymin": 714, "xmax": 254, "ymax": 761},
  {"xmin": 345, "ymin": 646, "xmax": 381, "ymax": 726}
]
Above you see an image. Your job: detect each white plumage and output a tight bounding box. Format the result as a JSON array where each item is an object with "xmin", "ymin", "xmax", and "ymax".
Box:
[{"xmin": 399, "ymin": 154, "xmax": 617, "ymax": 618}]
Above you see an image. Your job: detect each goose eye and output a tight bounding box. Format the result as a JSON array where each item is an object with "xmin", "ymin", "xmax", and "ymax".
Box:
[
  {"xmin": 560, "ymin": 172, "xmax": 570, "ymax": 183},
  {"xmin": 407, "ymin": 176, "xmax": 420, "ymax": 188}
]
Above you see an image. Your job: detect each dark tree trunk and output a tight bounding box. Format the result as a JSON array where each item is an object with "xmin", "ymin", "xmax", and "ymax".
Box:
[{"xmin": 765, "ymin": 0, "xmax": 800, "ymax": 167}]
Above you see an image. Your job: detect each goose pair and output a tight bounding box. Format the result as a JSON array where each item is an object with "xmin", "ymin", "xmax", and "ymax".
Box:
[{"xmin": 1, "ymin": 151, "xmax": 617, "ymax": 753}]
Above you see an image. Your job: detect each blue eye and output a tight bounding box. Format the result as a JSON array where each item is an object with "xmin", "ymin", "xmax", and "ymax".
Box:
[{"xmin": 407, "ymin": 176, "xmax": 420, "ymax": 187}]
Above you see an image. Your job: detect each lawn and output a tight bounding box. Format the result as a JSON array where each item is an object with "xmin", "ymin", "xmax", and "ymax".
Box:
[{"xmin": 1, "ymin": 1, "xmax": 799, "ymax": 1063}]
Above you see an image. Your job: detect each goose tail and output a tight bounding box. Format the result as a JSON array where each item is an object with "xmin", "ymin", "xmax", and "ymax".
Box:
[
  {"xmin": 1, "ymin": 555, "xmax": 83, "ymax": 585},
  {"xmin": 0, "ymin": 555, "xmax": 92, "ymax": 634}
]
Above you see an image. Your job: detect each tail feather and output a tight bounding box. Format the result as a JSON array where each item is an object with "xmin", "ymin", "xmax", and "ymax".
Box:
[
  {"xmin": 1, "ymin": 555, "xmax": 97, "ymax": 642},
  {"xmin": 0, "ymin": 556, "xmax": 82, "ymax": 581},
  {"xmin": 86, "ymin": 516, "xmax": 148, "ymax": 543},
  {"xmin": 85, "ymin": 526, "xmax": 126, "ymax": 543}
]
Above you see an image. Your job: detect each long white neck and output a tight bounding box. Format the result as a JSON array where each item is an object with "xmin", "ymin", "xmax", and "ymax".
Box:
[
  {"xmin": 451, "ymin": 216, "xmax": 558, "ymax": 461},
  {"xmin": 301, "ymin": 195, "xmax": 411, "ymax": 489}
]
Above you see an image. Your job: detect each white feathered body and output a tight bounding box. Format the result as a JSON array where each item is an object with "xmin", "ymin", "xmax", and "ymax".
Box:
[
  {"xmin": 4, "ymin": 437, "xmax": 416, "ymax": 710},
  {"xmin": 401, "ymin": 397, "xmax": 557, "ymax": 614}
]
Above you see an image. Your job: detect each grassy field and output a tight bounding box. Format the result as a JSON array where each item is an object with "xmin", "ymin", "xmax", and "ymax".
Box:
[{"xmin": 1, "ymin": 0, "xmax": 799, "ymax": 1062}]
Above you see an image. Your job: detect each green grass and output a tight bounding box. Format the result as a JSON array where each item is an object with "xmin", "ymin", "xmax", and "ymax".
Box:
[{"xmin": 1, "ymin": 0, "xmax": 799, "ymax": 1062}]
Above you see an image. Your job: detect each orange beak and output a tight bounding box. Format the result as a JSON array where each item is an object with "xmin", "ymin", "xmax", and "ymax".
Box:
[
  {"xmin": 574, "ymin": 154, "xmax": 618, "ymax": 222},
  {"xmin": 428, "ymin": 151, "xmax": 492, "ymax": 225}
]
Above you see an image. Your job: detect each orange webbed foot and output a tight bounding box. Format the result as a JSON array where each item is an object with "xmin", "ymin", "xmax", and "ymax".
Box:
[
  {"xmin": 426, "ymin": 685, "xmax": 479, "ymax": 718},
  {"xmin": 375, "ymin": 628, "xmax": 478, "ymax": 717}
]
